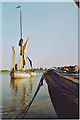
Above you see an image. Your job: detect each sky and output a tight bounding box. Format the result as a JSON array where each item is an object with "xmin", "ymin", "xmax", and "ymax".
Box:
[{"xmin": 0, "ymin": 1, "xmax": 78, "ymax": 70}]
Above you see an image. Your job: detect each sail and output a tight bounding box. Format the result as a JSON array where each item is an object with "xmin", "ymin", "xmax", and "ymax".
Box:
[
  {"xmin": 22, "ymin": 37, "xmax": 29, "ymax": 68},
  {"xmin": 23, "ymin": 37, "xmax": 29, "ymax": 51},
  {"xmin": 26, "ymin": 57, "xmax": 32, "ymax": 69},
  {"xmin": 18, "ymin": 39, "xmax": 23, "ymax": 55}
]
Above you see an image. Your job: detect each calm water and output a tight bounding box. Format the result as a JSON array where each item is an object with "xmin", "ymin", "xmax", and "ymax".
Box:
[{"xmin": 0, "ymin": 73, "xmax": 57, "ymax": 119}]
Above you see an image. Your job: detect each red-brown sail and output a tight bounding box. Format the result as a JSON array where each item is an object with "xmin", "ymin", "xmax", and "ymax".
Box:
[{"xmin": 23, "ymin": 37, "xmax": 29, "ymax": 67}]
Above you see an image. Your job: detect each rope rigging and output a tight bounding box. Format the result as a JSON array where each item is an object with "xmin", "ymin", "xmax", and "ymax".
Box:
[{"xmin": 12, "ymin": 74, "xmax": 45, "ymax": 119}]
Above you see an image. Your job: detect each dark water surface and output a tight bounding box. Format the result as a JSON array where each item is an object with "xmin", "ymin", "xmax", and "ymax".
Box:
[{"xmin": 1, "ymin": 73, "xmax": 57, "ymax": 119}]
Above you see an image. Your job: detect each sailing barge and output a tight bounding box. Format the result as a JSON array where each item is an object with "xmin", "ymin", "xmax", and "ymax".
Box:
[
  {"xmin": 44, "ymin": 66, "xmax": 79, "ymax": 118},
  {"xmin": 10, "ymin": 6, "xmax": 36, "ymax": 79}
]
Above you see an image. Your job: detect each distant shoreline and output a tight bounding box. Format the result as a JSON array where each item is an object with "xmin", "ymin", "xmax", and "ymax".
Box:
[
  {"xmin": 0, "ymin": 70, "xmax": 10, "ymax": 73},
  {"xmin": 0, "ymin": 70, "xmax": 46, "ymax": 73},
  {"xmin": 0, "ymin": 65, "xmax": 79, "ymax": 74}
]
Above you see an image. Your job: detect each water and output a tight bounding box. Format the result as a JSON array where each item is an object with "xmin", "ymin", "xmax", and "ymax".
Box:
[{"xmin": 0, "ymin": 73, "xmax": 57, "ymax": 119}]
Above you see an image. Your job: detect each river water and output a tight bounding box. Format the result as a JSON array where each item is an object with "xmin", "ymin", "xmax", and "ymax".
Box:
[{"xmin": 0, "ymin": 73, "xmax": 57, "ymax": 119}]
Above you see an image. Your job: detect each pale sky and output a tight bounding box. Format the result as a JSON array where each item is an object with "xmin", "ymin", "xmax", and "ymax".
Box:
[{"xmin": 0, "ymin": 1, "xmax": 78, "ymax": 70}]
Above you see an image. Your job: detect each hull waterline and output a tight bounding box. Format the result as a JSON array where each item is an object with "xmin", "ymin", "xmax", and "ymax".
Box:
[{"xmin": 10, "ymin": 71, "xmax": 36, "ymax": 79}]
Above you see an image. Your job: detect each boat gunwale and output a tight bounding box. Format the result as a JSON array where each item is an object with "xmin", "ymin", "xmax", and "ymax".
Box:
[
  {"xmin": 53, "ymin": 69, "xmax": 79, "ymax": 84},
  {"xmin": 46, "ymin": 69, "xmax": 79, "ymax": 95}
]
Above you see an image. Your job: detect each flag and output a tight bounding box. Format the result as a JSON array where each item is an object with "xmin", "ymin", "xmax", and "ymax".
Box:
[{"xmin": 16, "ymin": 6, "xmax": 21, "ymax": 9}]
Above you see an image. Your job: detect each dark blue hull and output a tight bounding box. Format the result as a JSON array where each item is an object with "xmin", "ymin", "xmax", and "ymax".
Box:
[{"xmin": 45, "ymin": 69, "xmax": 79, "ymax": 118}]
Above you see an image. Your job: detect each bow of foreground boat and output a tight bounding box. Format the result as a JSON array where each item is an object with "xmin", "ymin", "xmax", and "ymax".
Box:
[{"xmin": 43, "ymin": 66, "xmax": 79, "ymax": 119}]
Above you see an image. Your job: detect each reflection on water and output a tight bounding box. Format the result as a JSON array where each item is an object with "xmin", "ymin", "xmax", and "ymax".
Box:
[
  {"xmin": 10, "ymin": 77, "xmax": 33, "ymax": 107},
  {"xmin": 1, "ymin": 73, "xmax": 57, "ymax": 119}
]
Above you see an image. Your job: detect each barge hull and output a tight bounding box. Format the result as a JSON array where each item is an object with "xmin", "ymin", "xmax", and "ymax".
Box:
[
  {"xmin": 48, "ymin": 84, "xmax": 79, "ymax": 118},
  {"xmin": 44, "ymin": 70, "xmax": 79, "ymax": 119}
]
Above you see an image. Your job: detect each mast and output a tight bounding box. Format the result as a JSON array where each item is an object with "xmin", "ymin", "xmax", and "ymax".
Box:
[
  {"xmin": 17, "ymin": 6, "xmax": 29, "ymax": 72},
  {"xmin": 12, "ymin": 46, "xmax": 15, "ymax": 71},
  {"xmin": 22, "ymin": 44, "xmax": 23, "ymax": 71},
  {"xmin": 20, "ymin": 9, "xmax": 22, "ymax": 39},
  {"xmin": 20, "ymin": 8, "xmax": 23, "ymax": 71},
  {"xmin": 17, "ymin": 6, "xmax": 24, "ymax": 71}
]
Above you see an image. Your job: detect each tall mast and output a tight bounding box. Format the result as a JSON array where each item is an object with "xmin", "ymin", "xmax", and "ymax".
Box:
[
  {"xmin": 22, "ymin": 45, "xmax": 23, "ymax": 71},
  {"xmin": 20, "ymin": 8, "xmax": 23, "ymax": 71},
  {"xmin": 20, "ymin": 9, "xmax": 22, "ymax": 39},
  {"xmin": 12, "ymin": 46, "xmax": 15, "ymax": 71},
  {"xmin": 17, "ymin": 6, "xmax": 24, "ymax": 71}
]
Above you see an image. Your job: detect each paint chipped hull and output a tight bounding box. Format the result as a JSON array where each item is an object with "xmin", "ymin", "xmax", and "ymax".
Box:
[{"xmin": 10, "ymin": 71, "xmax": 36, "ymax": 79}]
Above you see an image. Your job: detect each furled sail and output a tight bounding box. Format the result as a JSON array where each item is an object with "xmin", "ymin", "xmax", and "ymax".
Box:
[
  {"xmin": 23, "ymin": 37, "xmax": 29, "ymax": 68},
  {"xmin": 18, "ymin": 37, "xmax": 29, "ymax": 56},
  {"xmin": 18, "ymin": 39, "xmax": 23, "ymax": 55},
  {"xmin": 23, "ymin": 37, "xmax": 29, "ymax": 51},
  {"xmin": 26, "ymin": 57, "xmax": 32, "ymax": 69}
]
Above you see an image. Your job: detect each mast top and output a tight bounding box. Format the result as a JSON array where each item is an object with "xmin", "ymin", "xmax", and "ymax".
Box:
[
  {"xmin": 20, "ymin": 9, "xmax": 22, "ymax": 39},
  {"xmin": 16, "ymin": 6, "xmax": 23, "ymax": 40}
]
